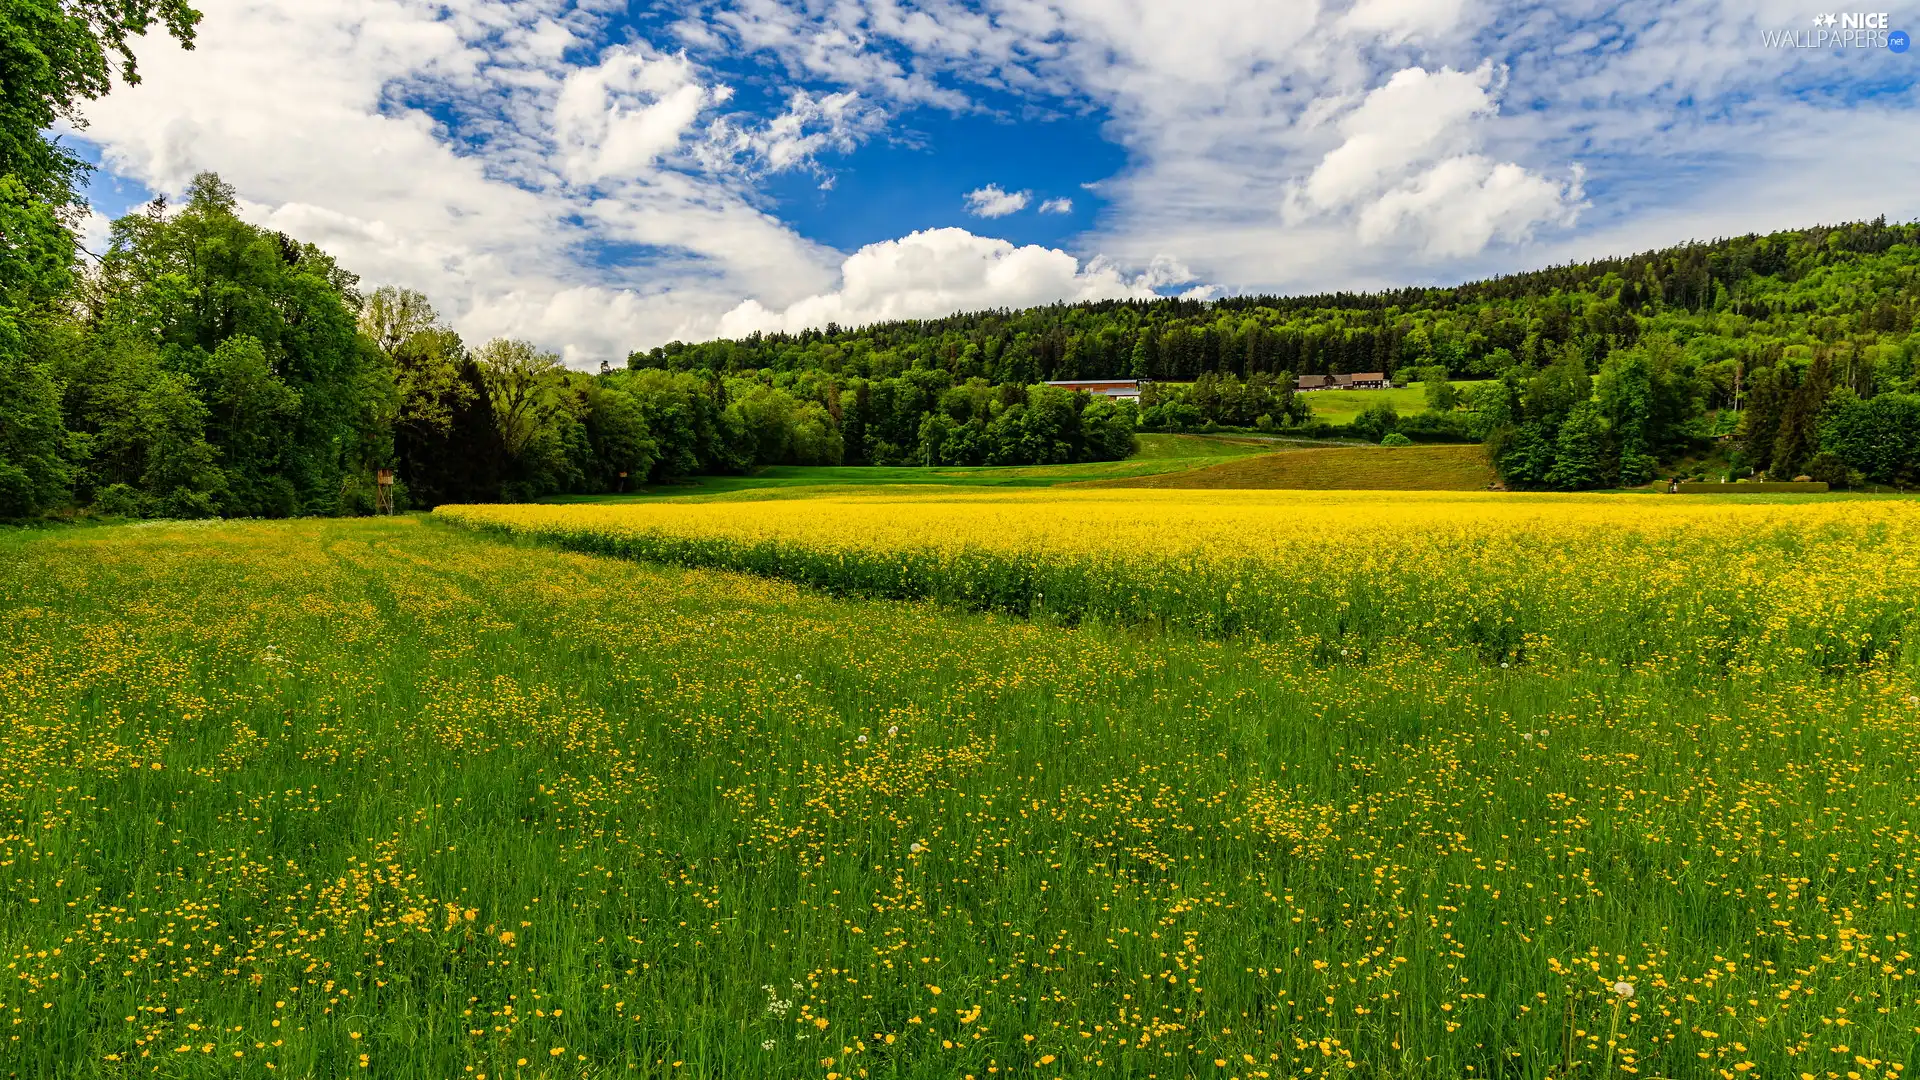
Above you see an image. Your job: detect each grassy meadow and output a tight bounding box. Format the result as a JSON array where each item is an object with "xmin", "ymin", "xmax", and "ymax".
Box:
[
  {"xmin": 3, "ymin": 495, "xmax": 1919, "ymax": 1079},
  {"xmin": 539, "ymin": 436, "xmax": 1296, "ymax": 502},
  {"xmin": 1298, "ymin": 384, "xmax": 1487, "ymax": 424}
]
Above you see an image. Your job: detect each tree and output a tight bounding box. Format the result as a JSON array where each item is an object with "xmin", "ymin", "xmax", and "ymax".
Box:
[
  {"xmin": 476, "ymin": 338, "xmax": 565, "ymax": 459},
  {"xmin": 1769, "ymin": 354, "xmax": 1832, "ymax": 478},
  {"xmin": 1350, "ymin": 402, "xmax": 1400, "ymax": 443},
  {"xmin": 1820, "ymin": 392, "xmax": 1920, "ymax": 486},
  {"xmin": 90, "ymin": 174, "xmax": 375, "ymax": 512},
  {"xmin": 571, "ymin": 378, "xmax": 656, "ymax": 490},
  {"xmin": 1421, "ymin": 366, "xmax": 1458, "ymax": 412},
  {"xmin": 1596, "ymin": 346, "xmax": 1655, "ymax": 487},
  {"xmin": 0, "ymin": 317, "xmax": 68, "ymax": 515},
  {"xmin": 1545, "ymin": 402, "xmax": 1606, "ymax": 490},
  {"xmin": 202, "ymin": 334, "xmax": 302, "ymax": 515}
]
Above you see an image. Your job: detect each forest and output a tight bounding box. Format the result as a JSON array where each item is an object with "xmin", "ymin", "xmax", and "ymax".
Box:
[
  {"xmin": 5, "ymin": 1, "xmax": 1920, "ymax": 517},
  {"xmin": 639, "ymin": 220, "xmax": 1920, "ymax": 489}
]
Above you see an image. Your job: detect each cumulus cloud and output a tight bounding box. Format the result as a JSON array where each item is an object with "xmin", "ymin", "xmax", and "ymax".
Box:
[
  {"xmin": 1358, "ymin": 158, "xmax": 1585, "ymax": 255},
  {"xmin": 1299, "ymin": 64, "xmax": 1500, "ymax": 212},
  {"xmin": 963, "ymin": 184, "xmax": 1031, "ymax": 218},
  {"xmin": 1038, "ymin": 197, "xmax": 1073, "ymax": 214},
  {"xmin": 553, "ymin": 46, "xmax": 718, "ymax": 184},
  {"xmin": 714, "ymin": 227, "xmax": 1166, "ymax": 336},
  {"xmin": 1289, "ymin": 63, "xmax": 1584, "ymax": 252}
]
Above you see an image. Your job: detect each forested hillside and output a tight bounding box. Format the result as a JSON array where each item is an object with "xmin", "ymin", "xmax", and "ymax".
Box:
[
  {"xmin": 638, "ymin": 220, "xmax": 1920, "ymax": 488},
  {"xmin": 4, "ymin": 0, "xmax": 1919, "ymax": 515}
]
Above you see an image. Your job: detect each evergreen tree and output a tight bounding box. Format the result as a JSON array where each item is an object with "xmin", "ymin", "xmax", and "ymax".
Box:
[
  {"xmin": 1545, "ymin": 402, "xmax": 1607, "ymax": 490},
  {"xmin": 1770, "ymin": 354, "xmax": 1832, "ymax": 477}
]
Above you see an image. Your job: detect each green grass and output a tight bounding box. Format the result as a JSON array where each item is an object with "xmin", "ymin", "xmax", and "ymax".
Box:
[
  {"xmin": 4, "ymin": 514, "xmax": 1918, "ymax": 1079},
  {"xmin": 1301, "ymin": 382, "xmax": 1489, "ymax": 423},
  {"xmin": 1089, "ymin": 443, "xmax": 1497, "ymax": 490},
  {"xmin": 543, "ymin": 434, "xmax": 1274, "ymax": 502}
]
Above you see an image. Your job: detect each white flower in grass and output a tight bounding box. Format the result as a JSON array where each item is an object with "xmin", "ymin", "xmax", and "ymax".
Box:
[
  {"xmin": 856, "ymin": 734, "xmax": 867, "ymax": 743},
  {"xmin": 1613, "ymin": 981, "xmax": 1635, "ymax": 999}
]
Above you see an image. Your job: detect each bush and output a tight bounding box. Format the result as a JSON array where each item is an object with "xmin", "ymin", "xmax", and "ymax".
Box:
[
  {"xmin": 1349, "ymin": 402, "xmax": 1401, "ymax": 443},
  {"xmin": 1380, "ymin": 432, "xmax": 1414, "ymax": 447},
  {"xmin": 92, "ymin": 483, "xmax": 147, "ymax": 518},
  {"xmin": 1396, "ymin": 410, "xmax": 1472, "ymax": 441},
  {"xmin": 1804, "ymin": 451, "xmax": 1856, "ymax": 489}
]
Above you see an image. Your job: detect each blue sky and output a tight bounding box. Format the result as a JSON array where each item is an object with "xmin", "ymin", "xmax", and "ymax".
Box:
[{"xmin": 63, "ymin": 0, "xmax": 1920, "ymax": 365}]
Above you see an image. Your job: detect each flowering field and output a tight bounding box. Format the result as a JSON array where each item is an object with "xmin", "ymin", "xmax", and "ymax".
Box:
[
  {"xmin": 3, "ymin": 507, "xmax": 1919, "ymax": 1079},
  {"xmin": 437, "ymin": 492, "xmax": 1920, "ymax": 675}
]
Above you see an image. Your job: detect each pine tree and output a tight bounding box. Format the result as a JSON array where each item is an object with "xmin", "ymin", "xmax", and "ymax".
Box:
[{"xmin": 1546, "ymin": 402, "xmax": 1607, "ymax": 490}]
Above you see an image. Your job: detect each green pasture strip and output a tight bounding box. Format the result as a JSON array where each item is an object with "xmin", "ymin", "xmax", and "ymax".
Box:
[
  {"xmin": 541, "ymin": 435, "xmax": 1275, "ymax": 502},
  {"xmin": 1299, "ymin": 381, "xmax": 1492, "ymax": 423}
]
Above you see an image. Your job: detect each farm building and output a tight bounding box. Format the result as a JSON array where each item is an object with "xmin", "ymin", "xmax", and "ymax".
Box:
[
  {"xmin": 1296, "ymin": 373, "xmax": 1394, "ymax": 391},
  {"xmin": 1044, "ymin": 379, "xmax": 1142, "ymax": 401}
]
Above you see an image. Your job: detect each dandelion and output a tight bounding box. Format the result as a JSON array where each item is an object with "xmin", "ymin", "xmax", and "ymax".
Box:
[
  {"xmin": 1614, "ymin": 981, "xmax": 1635, "ymax": 999},
  {"xmin": 856, "ymin": 734, "xmax": 867, "ymax": 743}
]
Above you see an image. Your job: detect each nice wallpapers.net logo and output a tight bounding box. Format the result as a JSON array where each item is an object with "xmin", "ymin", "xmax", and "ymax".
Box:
[{"xmin": 1762, "ymin": 12, "xmax": 1911, "ymax": 50}]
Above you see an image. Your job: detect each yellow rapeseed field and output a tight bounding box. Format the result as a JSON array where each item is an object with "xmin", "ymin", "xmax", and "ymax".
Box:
[{"xmin": 437, "ymin": 491, "xmax": 1920, "ymax": 674}]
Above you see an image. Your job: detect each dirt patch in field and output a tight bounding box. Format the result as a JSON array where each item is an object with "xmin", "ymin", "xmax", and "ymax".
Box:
[{"xmin": 1082, "ymin": 443, "xmax": 1497, "ymax": 490}]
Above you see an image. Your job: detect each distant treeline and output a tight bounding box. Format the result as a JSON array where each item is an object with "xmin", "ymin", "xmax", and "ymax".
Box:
[{"xmin": 635, "ymin": 221, "xmax": 1920, "ymax": 489}]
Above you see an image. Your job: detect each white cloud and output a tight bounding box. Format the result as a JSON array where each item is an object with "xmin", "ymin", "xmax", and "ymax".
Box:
[
  {"xmin": 552, "ymin": 46, "xmax": 718, "ymax": 184},
  {"xmin": 1037, "ymin": 197, "xmax": 1073, "ymax": 214},
  {"xmin": 78, "ymin": 208, "xmax": 115, "ymax": 258},
  {"xmin": 702, "ymin": 88, "xmax": 887, "ymax": 175},
  {"xmin": 1287, "ymin": 63, "xmax": 1584, "ymax": 252},
  {"xmin": 1299, "ymin": 64, "xmax": 1500, "ymax": 212},
  {"xmin": 1357, "ymin": 157, "xmax": 1584, "ymax": 256},
  {"xmin": 715, "ymin": 227, "xmax": 1166, "ymax": 336},
  {"xmin": 963, "ymin": 184, "xmax": 1031, "ymax": 218},
  {"xmin": 1339, "ymin": 0, "xmax": 1474, "ymax": 43}
]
